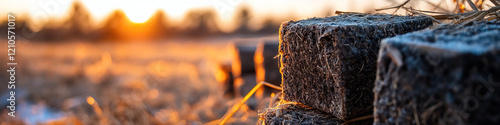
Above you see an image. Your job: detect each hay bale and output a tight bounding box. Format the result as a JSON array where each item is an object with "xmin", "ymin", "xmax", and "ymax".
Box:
[
  {"xmin": 234, "ymin": 74, "xmax": 259, "ymax": 110},
  {"xmin": 280, "ymin": 13, "xmax": 433, "ymax": 120},
  {"xmin": 231, "ymin": 42, "xmax": 258, "ymax": 78},
  {"xmin": 258, "ymin": 102, "xmax": 373, "ymax": 125},
  {"xmin": 374, "ymin": 22, "xmax": 500, "ymax": 125},
  {"xmin": 215, "ymin": 62, "xmax": 235, "ymax": 98},
  {"xmin": 254, "ymin": 40, "xmax": 281, "ymax": 97}
]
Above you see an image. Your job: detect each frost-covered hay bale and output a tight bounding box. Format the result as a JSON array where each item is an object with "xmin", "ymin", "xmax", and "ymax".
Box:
[
  {"xmin": 231, "ymin": 42, "xmax": 258, "ymax": 78},
  {"xmin": 254, "ymin": 40, "xmax": 281, "ymax": 97},
  {"xmin": 215, "ymin": 62, "xmax": 235, "ymax": 98},
  {"xmin": 374, "ymin": 22, "xmax": 500, "ymax": 125},
  {"xmin": 280, "ymin": 13, "xmax": 433, "ymax": 120},
  {"xmin": 258, "ymin": 102, "xmax": 373, "ymax": 125},
  {"xmin": 234, "ymin": 74, "xmax": 259, "ymax": 110}
]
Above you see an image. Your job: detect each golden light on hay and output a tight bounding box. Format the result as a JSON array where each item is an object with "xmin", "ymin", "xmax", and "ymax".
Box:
[
  {"xmin": 254, "ymin": 46, "xmax": 265, "ymax": 82},
  {"xmin": 215, "ymin": 67, "xmax": 228, "ymax": 83},
  {"xmin": 231, "ymin": 49, "xmax": 242, "ymax": 78},
  {"xmin": 87, "ymin": 96, "xmax": 104, "ymax": 117},
  {"xmin": 220, "ymin": 82, "xmax": 282, "ymax": 124},
  {"xmin": 254, "ymin": 42, "xmax": 267, "ymax": 100},
  {"xmin": 460, "ymin": 4, "xmax": 466, "ymax": 12},
  {"xmin": 255, "ymin": 87, "xmax": 264, "ymax": 99},
  {"xmin": 87, "ymin": 96, "xmax": 95, "ymax": 105}
]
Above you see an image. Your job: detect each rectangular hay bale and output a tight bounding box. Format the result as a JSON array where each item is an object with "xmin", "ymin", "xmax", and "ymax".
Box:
[
  {"xmin": 254, "ymin": 40, "xmax": 281, "ymax": 97},
  {"xmin": 255, "ymin": 40, "xmax": 281, "ymax": 85},
  {"xmin": 279, "ymin": 14, "xmax": 433, "ymax": 120},
  {"xmin": 258, "ymin": 101, "xmax": 373, "ymax": 125},
  {"xmin": 215, "ymin": 62, "xmax": 235, "ymax": 98},
  {"xmin": 374, "ymin": 22, "xmax": 500, "ymax": 125},
  {"xmin": 231, "ymin": 41, "xmax": 258, "ymax": 78},
  {"xmin": 234, "ymin": 74, "xmax": 259, "ymax": 110}
]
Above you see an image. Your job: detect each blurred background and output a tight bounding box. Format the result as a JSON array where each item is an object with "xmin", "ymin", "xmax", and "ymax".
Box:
[{"xmin": 0, "ymin": 0, "xmax": 490, "ymax": 124}]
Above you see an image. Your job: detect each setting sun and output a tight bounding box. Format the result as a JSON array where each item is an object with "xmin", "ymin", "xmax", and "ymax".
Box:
[
  {"xmin": 122, "ymin": 1, "xmax": 156, "ymax": 23},
  {"xmin": 124, "ymin": 10, "xmax": 154, "ymax": 23}
]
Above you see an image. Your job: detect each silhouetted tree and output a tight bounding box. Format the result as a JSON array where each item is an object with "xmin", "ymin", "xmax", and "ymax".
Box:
[
  {"xmin": 100, "ymin": 10, "xmax": 130, "ymax": 40},
  {"xmin": 147, "ymin": 10, "xmax": 170, "ymax": 38},
  {"xmin": 256, "ymin": 17, "xmax": 280, "ymax": 34},
  {"xmin": 233, "ymin": 6, "xmax": 251, "ymax": 33},
  {"xmin": 64, "ymin": 1, "xmax": 92, "ymax": 37},
  {"xmin": 181, "ymin": 8, "xmax": 220, "ymax": 36}
]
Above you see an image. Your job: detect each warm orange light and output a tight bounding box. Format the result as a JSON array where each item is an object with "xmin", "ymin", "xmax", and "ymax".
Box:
[
  {"xmin": 87, "ymin": 96, "xmax": 95, "ymax": 105},
  {"xmin": 254, "ymin": 42, "xmax": 265, "ymax": 82},
  {"xmin": 215, "ymin": 68, "xmax": 228, "ymax": 83},
  {"xmin": 87, "ymin": 96, "xmax": 104, "ymax": 119},
  {"xmin": 460, "ymin": 4, "xmax": 465, "ymax": 11}
]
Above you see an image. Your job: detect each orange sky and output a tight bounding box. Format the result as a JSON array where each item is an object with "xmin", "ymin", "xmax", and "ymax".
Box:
[{"xmin": 1, "ymin": 0, "xmax": 469, "ymax": 31}]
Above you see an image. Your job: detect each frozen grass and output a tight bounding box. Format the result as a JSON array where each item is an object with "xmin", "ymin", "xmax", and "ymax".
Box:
[
  {"xmin": 375, "ymin": 0, "xmax": 500, "ymax": 24},
  {"xmin": 0, "ymin": 39, "xmax": 273, "ymax": 124}
]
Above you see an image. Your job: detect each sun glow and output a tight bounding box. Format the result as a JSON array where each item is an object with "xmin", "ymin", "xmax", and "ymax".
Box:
[
  {"xmin": 124, "ymin": 9, "xmax": 154, "ymax": 23},
  {"xmin": 121, "ymin": 1, "xmax": 157, "ymax": 23}
]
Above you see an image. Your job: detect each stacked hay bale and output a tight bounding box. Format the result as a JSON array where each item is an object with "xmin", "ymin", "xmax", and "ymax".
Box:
[
  {"xmin": 374, "ymin": 22, "xmax": 500, "ymax": 124},
  {"xmin": 230, "ymin": 40, "xmax": 260, "ymax": 109},
  {"xmin": 214, "ymin": 62, "xmax": 235, "ymax": 98},
  {"xmin": 259, "ymin": 13, "xmax": 433, "ymax": 124},
  {"xmin": 254, "ymin": 40, "xmax": 281, "ymax": 98},
  {"xmin": 258, "ymin": 101, "xmax": 372, "ymax": 125},
  {"xmin": 231, "ymin": 41, "xmax": 258, "ymax": 79},
  {"xmin": 221, "ymin": 39, "xmax": 283, "ymax": 110}
]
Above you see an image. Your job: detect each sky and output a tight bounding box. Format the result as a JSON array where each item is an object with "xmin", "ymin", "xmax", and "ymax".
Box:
[
  {"xmin": 0, "ymin": 0, "xmax": 403, "ymax": 21},
  {"xmin": 0, "ymin": 0, "xmax": 466, "ymax": 31}
]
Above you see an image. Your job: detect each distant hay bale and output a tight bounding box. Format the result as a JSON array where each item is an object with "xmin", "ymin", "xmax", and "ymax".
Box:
[
  {"xmin": 215, "ymin": 62, "xmax": 235, "ymax": 98},
  {"xmin": 279, "ymin": 14, "xmax": 433, "ymax": 120},
  {"xmin": 374, "ymin": 22, "xmax": 500, "ymax": 125},
  {"xmin": 234, "ymin": 74, "xmax": 259, "ymax": 110},
  {"xmin": 258, "ymin": 101, "xmax": 373, "ymax": 125},
  {"xmin": 230, "ymin": 41, "xmax": 258, "ymax": 78},
  {"xmin": 254, "ymin": 40, "xmax": 281, "ymax": 97}
]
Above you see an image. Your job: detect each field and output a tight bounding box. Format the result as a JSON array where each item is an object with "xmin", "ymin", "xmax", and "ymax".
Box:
[{"xmin": 0, "ymin": 36, "xmax": 275, "ymax": 124}]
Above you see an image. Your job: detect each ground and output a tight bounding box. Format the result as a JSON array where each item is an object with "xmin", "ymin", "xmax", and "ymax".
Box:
[{"xmin": 0, "ymin": 35, "xmax": 276, "ymax": 124}]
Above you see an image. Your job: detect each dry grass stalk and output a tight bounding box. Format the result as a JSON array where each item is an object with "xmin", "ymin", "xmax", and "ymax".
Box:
[
  {"xmin": 219, "ymin": 81, "xmax": 281, "ymax": 125},
  {"xmin": 492, "ymin": 0, "xmax": 500, "ymax": 6},
  {"xmin": 378, "ymin": 0, "xmax": 500, "ymax": 24},
  {"xmin": 375, "ymin": 0, "xmax": 411, "ymax": 12},
  {"xmin": 335, "ymin": 10, "xmax": 364, "ymax": 14},
  {"xmin": 454, "ymin": 6, "xmax": 500, "ymax": 24},
  {"xmin": 87, "ymin": 96, "xmax": 108, "ymax": 124},
  {"xmin": 341, "ymin": 115, "xmax": 374, "ymax": 125},
  {"xmin": 467, "ymin": 0, "xmax": 480, "ymax": 11}
]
